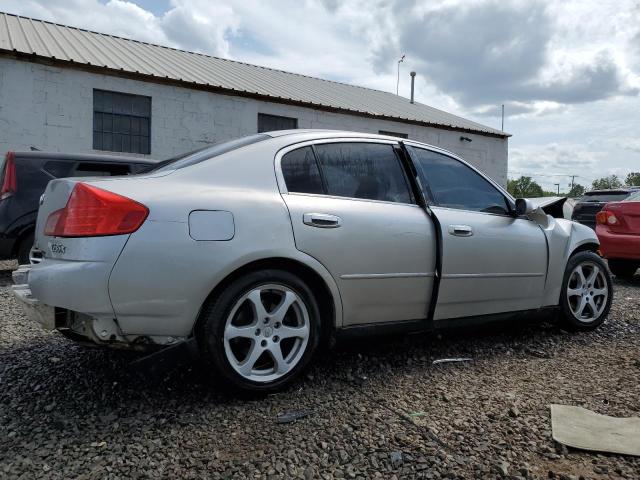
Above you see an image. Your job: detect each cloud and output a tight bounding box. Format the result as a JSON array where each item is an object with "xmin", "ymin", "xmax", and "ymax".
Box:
[
  {"xmin": 373, "ymin": 0, "xmax": 637, "ymax": 109},
  {"xmin": 1, "ymin": 0, "xmax": 639, "ymax": 183},
  {"xmin": 1, "ymin": 0, "xmax": 239, "ymax": 56}
]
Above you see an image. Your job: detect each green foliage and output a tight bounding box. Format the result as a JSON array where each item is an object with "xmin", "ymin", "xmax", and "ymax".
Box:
[
  {"xmin": 507, "ymin": 176, "xmax": 544, "ymax": 198},
  {"xmin": 592, "ymin": 175, "xmax": 622, "ymax": 190},
  {"xmin": 568, "ymin": 184, "xmax": 585, "ymax": 197},
  {"xmin": 625, "ymin": 172, "xmax": 640, "ymax": 186}
]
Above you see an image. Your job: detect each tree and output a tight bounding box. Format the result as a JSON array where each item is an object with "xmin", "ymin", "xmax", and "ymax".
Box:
[
  {"xmin": 592, "ymin": 175, "xmax": 622, "ymax": 190},
  {"xmin": 625, "ymin": 172, "xmax": 640, "ymax": 186},
  {"xmin": 567, "ymin": 183, "xmax": 585, "ymax": 197},
  {"xmin": 507, "ymin": 176, "xmax": 544, "ymax": 198}
]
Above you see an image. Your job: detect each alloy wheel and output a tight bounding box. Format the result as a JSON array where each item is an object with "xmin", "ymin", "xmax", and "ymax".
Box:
[
  {"xmin": 566, "ymin": 261, "xmax": 609, "ymax": 322},
  {"xmin": 223, "ymin": 284, "xmax": 310, "ymax": 383}
]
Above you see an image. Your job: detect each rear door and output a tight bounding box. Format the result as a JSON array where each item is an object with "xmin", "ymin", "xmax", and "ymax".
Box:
[
  {"xmin": 277, "ymin": 139, "xmax": 437, "ymax": 326},
  {"xmin": 405, "ymin": 145, "xmax": 548, "ymax": 320}
]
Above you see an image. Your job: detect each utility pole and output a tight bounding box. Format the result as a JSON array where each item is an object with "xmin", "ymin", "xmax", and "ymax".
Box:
[
  {"xmin": 501, "ymin": 104, "xmax": 504, "ymax": 131},
  {"xmin": 570, "ymin": 175, "xmax": 576, "ymax": 191},
  {"xmin": 554, "ymin": 183, "xmax": 560, "ymax": 195},
  {"xmin": 396, "ymin": 54, "xmax": 405, "ymax": 95}
]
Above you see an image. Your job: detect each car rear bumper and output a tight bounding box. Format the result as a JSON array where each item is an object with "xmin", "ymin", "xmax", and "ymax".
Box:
[
  {"xmin": 12, "ymin": 262, "xmax": 186, "ymax": 348},
  {"xmin": 12, "ymin": 265, "xmax": 56, "ymax": 330},
  {"xmin": 596, "ymin": 227, "xmax": 640, "ymax": 260}
]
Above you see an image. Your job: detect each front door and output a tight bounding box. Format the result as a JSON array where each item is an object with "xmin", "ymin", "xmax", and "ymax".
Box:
[
  {"xmin": 406, "ymin": 145, "xmax": 548, "ymax": 320},
  {"xmin": 277, "ymin": 140, "xmax": 437, "ymax": 326}
]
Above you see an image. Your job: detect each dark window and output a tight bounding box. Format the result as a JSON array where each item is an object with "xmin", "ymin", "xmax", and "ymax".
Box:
[
  {"xmin": 72, "ymin": 162, "xmax": 130, "ymax": 177},
  {"xmin": 379, "ymin": 130, "xmax": 408, "ymax": 139},
  {"xmin": 281, "ymin": 147, "xmax": 324, "ymax": 194},
  {"xmin": 314, "ymin": 143, "xmax": 412, "ymax": 203},
  {"xmin": 93, "ymin": 90, "xmax": 151, "ymax": 154},
  {"xmin": 579, "ymin": 191, "xmax": 632, "ymax": 202},
  {"xmin": 42, "ymin": 161, "xmax": 75, "ymax": 178},
  {"xmin": 258, "ymin": 113, "xmax": 297, "ymax": 133},
  {"xmin": 408, "ymin": 146, "xmax": 509, "ymax": 215}
]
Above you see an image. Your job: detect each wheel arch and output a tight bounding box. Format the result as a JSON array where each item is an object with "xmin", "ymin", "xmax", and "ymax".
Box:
[
  {"xmin": 568, "ymin": 241, "xmax": 600, "ymax": 258},
  {"xmin": 194, "ymin": 256, "xmax": 340, "ymax": 346}
]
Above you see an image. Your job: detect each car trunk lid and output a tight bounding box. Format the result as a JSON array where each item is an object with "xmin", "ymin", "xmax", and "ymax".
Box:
[{"xmin": 603, "ymin": 201, "xmax": 640, "ymax": 235}]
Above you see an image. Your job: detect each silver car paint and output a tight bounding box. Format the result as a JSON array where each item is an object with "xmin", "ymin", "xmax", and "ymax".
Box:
[
  {"xmin": 431, "ymin": 206, "xmax": 548, "ymax": 319},
  {"xmin": 21, "ymin": 130, "xmax": 599, "ymax": 345},
  {"xmin": 275, "ymin": 138, "xmax": 436, "ymax": 326}
]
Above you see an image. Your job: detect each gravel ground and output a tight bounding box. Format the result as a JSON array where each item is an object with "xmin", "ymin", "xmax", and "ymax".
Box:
[{"xmin": 0, "ymin": 259, "xmax": 639, "ymax": 479}]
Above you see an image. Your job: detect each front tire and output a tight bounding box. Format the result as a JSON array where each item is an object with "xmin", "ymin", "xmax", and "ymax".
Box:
[
  {"xmin": 198, "ymin": 269, "xmax": 320, "ymax": 393},
  {"xmin": 559, "ymin": 251, "xmax": 612, "ymax": 331},
  {"xmin": 608, "ymin": 259, "xmax": 638, "ymax": 279}
]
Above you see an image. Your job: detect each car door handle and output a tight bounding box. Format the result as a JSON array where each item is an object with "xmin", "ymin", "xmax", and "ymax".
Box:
[
  {"xmin": 303, "ymin": 213, "xmax": 342, "ymax": 228},
  {"xmin": 448, "ymin": 224, "xmax": 473, "ymax": 237}
]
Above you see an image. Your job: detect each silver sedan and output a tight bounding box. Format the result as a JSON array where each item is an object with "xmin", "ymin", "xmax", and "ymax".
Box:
[{"xmin": 13, "ymin": 130, "xmax": 612, "ymax": 392}]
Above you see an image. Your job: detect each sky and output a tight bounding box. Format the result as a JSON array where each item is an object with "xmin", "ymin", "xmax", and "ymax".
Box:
[{"xmin": 2, "ymin": 0, "xmax": 639, "ymax": 192}]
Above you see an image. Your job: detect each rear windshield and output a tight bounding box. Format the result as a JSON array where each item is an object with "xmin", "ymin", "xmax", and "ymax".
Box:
[
  {"xmin": 624, "ymin": 191, "xmax": 640, "ymax": 202},
  {"xmin": 578, "ymin": 191, "xmax": 631, "ymax": 202},
  {"xmin": 149, "ymin": 134, "xmax": 268, "ymax": 172}
]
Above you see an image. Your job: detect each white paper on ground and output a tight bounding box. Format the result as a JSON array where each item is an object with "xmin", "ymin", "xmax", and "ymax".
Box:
[{"xmin": 551, "ymin": 404, "xmax": 640, "ymax": 456}]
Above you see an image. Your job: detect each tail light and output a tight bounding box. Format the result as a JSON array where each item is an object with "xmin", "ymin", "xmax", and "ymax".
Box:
[
  {"xmin": 44, "ymin": 183, "xmax": 148, "ymax": 237},
  {"xmin": 1, "ymin": 152, "xmax": 17, "ymax": 200},
  {"xmin": 596, "ymin": 211, "xmax": 618, "ymax": 225}
]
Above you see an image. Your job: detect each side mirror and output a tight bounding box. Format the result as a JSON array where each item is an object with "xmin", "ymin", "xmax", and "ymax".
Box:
[{"xmin": 515, "ymin": 198, "xmax": 534, "ymax": 216}]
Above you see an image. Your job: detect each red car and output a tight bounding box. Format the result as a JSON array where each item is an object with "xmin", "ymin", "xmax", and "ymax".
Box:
[{"xmin": 596, "ymin": 191, "xmax": 640, "ymax": 278}]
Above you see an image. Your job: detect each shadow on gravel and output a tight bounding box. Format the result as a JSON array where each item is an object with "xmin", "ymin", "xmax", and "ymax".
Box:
[
  {"xmin": 0, "ymin": 312, "xmax": 567, "ymax": 404},
  {"xmin": 1, "ymin": 275, "xmax": 635, "ymax": 461},
  {"xmin": 0, "ymin": 266, "xmax": 13, "ymax": 287}
]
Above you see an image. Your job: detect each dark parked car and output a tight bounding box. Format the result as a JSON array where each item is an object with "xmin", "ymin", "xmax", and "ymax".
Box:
[
  {"xmin": 571, "ymin": 188, "xmax": 640, "ymax": 229},
  {"xmin": 0, "ymin": 151, "xmax": 157, "ymax": 263}
]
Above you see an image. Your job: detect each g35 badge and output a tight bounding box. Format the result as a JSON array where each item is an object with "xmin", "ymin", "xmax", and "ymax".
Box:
[{"xmin": 49, "ymin": 243, "xmax": 67, "ymax": 255}]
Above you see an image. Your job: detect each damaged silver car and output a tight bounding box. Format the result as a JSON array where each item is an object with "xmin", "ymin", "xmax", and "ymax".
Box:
[{"xmin": 12, "ymin": 131, "xmax": 613, "ymax": 392}]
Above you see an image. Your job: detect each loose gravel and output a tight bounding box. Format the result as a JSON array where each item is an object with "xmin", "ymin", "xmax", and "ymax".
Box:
[{"xmin": 0, "ymin": 259, "xmax": 639, "ymax": 479}]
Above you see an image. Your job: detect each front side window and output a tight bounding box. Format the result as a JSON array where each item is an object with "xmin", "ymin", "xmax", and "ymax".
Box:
[
  {"xmin": 313, "ymin": 143, "xmax": 412, "ymax": 203},
  {"xmin": 408, "ymin": 146, "xmax": 510, "ymax": 215},
  {"xmin": 93, "ymin": 90, "xmax": 151, "ymax": 154}
]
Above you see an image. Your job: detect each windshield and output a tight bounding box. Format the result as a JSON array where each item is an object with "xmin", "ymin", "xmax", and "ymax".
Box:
[{"xmin": 149, "ymin": 134, "xmax": 269, "ymax": 172}]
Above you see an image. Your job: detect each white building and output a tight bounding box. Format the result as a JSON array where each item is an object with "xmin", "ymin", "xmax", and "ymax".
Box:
[{"xmin": 0, "ymin": 12, "xmax": 509, "ymax": 184}]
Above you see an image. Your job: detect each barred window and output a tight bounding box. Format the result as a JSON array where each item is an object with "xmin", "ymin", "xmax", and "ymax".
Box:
[{"xmin": 93, "ymin": 90, "xmax": 151, "ymax": 154}]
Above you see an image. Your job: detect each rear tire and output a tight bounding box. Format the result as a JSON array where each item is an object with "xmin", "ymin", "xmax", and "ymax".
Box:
[
  {"xmin": 559, "ymin": 251, "xmax": 612, "ymax": 331},
  {"xmin": 197, "ymin": 269, "xmax": 320, "ymax": 393},
  {"xmin": 607, "ymin": 259, "xmax": 638, "ymax": 279},
  {"xmin": 16, "ymin": 232, "xmax": 34, "ymax": 265}
]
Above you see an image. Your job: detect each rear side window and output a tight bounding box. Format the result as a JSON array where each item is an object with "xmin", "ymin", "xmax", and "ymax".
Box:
[
  {"xmin": 313, "ymin": 143, "xmax": 412, "ymax": 203},
  {"xmin": 281, "ymin": 147, "xmax": 324, "ymax": 195},
  {"xmin": 408, "ymin": 146, "xmax": 509, "ymax": 215}
]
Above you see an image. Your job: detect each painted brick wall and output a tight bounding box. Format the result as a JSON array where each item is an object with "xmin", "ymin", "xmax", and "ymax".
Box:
[{"xmin": 0, "ymin": 57, "xmax": 508, "ymax": 184}]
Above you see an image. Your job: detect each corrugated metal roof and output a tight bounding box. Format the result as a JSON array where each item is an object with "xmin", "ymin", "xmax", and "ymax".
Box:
[{"xmin": 0, "ymin": 12, "xmax": 508, "ymax": 138}]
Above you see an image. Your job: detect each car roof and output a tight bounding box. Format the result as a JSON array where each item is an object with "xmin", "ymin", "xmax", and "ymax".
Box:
[
  {"xmin": 11, "ymin": 151, "xmax": 158, "ymax": 165},
  {"xmin": 266, "ymin": 129, "xmax": 408, "ymax": 142},
  {"xmin": 584, "ymin": 188, "xmax": 640, "ymax": 195}
]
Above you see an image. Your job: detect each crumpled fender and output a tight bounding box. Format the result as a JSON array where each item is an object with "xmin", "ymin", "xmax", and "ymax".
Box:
[{"xmin": 533, "ymin": 215, "xmax": 600, "ymax": 306}]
